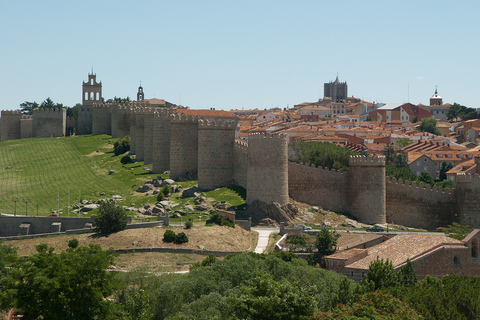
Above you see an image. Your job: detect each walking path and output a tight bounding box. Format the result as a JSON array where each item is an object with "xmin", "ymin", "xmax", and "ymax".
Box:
[{"xmin": 252, "ymin": 227, "xmax": 279, "ymax": 254}]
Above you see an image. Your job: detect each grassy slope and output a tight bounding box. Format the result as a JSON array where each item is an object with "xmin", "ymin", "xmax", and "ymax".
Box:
[{"xmin": 0, "ymin": 135, "xmax": 246, "ymax": 217}]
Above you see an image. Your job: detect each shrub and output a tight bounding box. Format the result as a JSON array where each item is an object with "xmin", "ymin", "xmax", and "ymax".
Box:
[
  {"xmin": 68, "ymin": 238, "xmax": 79, "ymax": 249},
  {"xmin": 209, "ymin": 211, "xmax": 223, "ymax": 225},
  {"xmin": 120, "ymin": 155, "xmax": 132, "ymax": 164},
  {"xmin": 163, "ymin": 229, "xmax": 176, "ymax": 242},
  {"xmin": 185, "ymin": 220, "xmax": 193, "ymax": 229},
  {"xmin": 175, "ymin": 232, "xmax": 189, "ymax": 244},
  {"xmin": 156, "ymin": 190, "xmax": 165, "ymax": 202},
  {"xmin": 286, "ymin": 234, "xmax": 307, "ymax": 245},
  {"xmin": 94, "ymin": 201, "xmax": 128, "ymax": 234},
  {"xmin": 162, "ymin": 185, "xmax": 171, "ymax": 196},
  {"xmin": 114, "ymin": 136, "xmax": 130, "ymax": 156}
]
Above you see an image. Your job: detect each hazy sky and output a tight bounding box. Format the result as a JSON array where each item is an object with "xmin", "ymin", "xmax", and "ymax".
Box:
[{"xmin": 1, "ymin": 0, "xmax": 479, "ymax": 111}]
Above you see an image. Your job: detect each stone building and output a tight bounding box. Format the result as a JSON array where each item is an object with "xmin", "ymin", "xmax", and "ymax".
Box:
[
  {"xmin": 79, "ymin": 72, "xmax": 102, "ymax": 135},
  {"xmin": 324, "ymin": 75, "xmax": 347, "ymax": 102}
]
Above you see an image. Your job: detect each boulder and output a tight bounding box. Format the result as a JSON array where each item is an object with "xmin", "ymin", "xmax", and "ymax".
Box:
[
  {"xmin": 194, "ymin": 196, "xmax": 206, "ymax": 205},
  {"xmin": 108, "ymin": 170, "xmax": 116, "ymax": 175},
  {"xmin": 80, "ymin": 204, "xmax": 99, "ymax": 212},
  {"xmin": 195, "ymin": 204, "xmax": 209, "ymax": 211},
  {"xmin": 162, "ymin": 179, "xmax": 175, "ymax": 186},
  {"xmin": 248, "ymin": 201, "xmax": 299, "ymax": 224},
  {"xmin": 111, "ymin": 195, "xmax": 123, "ymax": 201},
  {"xmin": 170, "ymin": 185, "xmax": 182, "ymax": 193},
  {"xmin": 213, "ymin": 201, "xmax": 229, "ymax": 210},
  {"xmin": 152, "ymin": 206, "xmax": 165, "ymax": 214},
  {"xmin": 153, "ymin": 179, "xmax": 162, "ymax": 187},
  {"xmin": 184, "ymin": 205, "xmax": 195, "ymax": 211},
  {"xmin": 175, "ymin": 210, "xmax": 187, "ymax": 216},
  {"xmin": 182, "ymin": 186, "xmax": 202, "ymax": 198},
  {"xmin": 136, "ymin": 183, "xmax": 155, "ymax": 193}
]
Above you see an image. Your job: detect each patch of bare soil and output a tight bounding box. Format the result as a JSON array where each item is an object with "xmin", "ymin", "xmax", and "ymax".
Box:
[
  {"xmin": 86, "ymin": 151, "xmax": 105, "ymax": 157},
  {"xmin": 11, "ymin": 225, "xmax": 251, "ymax": 257},
  {"xmin": 114, "ymin": 252, "xmax": 207, "ymax": 272}
]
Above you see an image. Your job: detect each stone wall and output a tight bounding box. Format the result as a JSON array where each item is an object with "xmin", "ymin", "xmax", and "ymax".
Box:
[
  {"xmin": 115, "ymin": 105, "xmax": 132, "ymax": 139},
  {"xmin": 129, "ymin": 108, "xmax": 137, "ymax": 155},
  {"xmin": 247, "ymin": 133, "xmax": 289, "ymax": 205},
  {"xmin": 143, "ymin": 111, "xmax": 155, "ymax": 165},
  {"xmin": 135, "ymin": 111, "xmax": 146, "ymax": 161},
  {"xmin": 77, "ymin": 106, "xmax": 92, "ymax": 135},
  {"xmin": 288, "ymin": 162, "xmax": 348, "ymax": 213},
  {"xmin": 233, "ymin": 139, "xmax": 248, "ymax": 188},
  {"xmin": 152, "ymin": 109, "xmax": 174, "ymax": 173},
  {"xmin": 456, "ymin": 174, "xmax": 480, "ymax": 227},
  {"xmin": 32, "ymin": 108, "xmax": 66, "ymax": 138},
  {"xmin": 386, "ymin": 178, "xmax": 457, "ymax": 229},
  {"xmin": 348, "ymin": 156, "xmax": 386, "ymax": 225},
  {"xmin": 0, "ymin": 110, "xmax": 22, "ymax": 142},
  {"xmin": 169, "ymin": 113, "xmax": 201, "ymax": 180},
  {"xmin": 0, "ymin": 216, "xmax": 95, "ymax": 237},
  {"xmin": 92, "ymin": 103, "xmax": 112, "ymax": 135},
  {"xmin": 197, "ymin": 119, "xmax": 237, "ymax": 190},
  {"xmin": 20, "ymin": 116, "xmax": 33, "ymax": 139}
]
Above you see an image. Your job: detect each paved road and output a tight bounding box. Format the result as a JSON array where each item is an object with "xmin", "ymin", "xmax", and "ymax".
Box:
[{"xmin": 252, "ymin": 227, "xmax": 279, "ymax": 254}]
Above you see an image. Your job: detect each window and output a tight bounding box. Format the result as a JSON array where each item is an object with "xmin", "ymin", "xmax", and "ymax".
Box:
[
  {"xmin": 424, "ymin": 157, "xmax": 428, "ymax": 162},
  {"xmin": 417, "ymin": 162, "xmax": 420, "ymax": 167},
  {"xmin": 453, "ymin": 256, "xmax": 461, "ymax": 266}
]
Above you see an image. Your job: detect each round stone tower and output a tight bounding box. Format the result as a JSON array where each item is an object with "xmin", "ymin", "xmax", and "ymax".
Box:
[
  {"xmin": 197, "ymin": 119, "xmax": 237, "ymax": 190},
  {"xmin": 0, "ymin": 110, "xmax": 22, "ymax": 142},
  {"xmin": 246, "ymin": 132, "xmax": 288, "ymax": 205},
  {"xmin": 348, "ymin": 155, "xmax": 386, "ymax": 224},
  {"xmin": 152, "ymin": 108, "xmax": 174, "ymax": 173}
]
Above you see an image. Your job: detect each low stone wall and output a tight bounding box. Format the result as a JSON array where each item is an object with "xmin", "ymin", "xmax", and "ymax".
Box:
[
  {"xmin": 114, "ymin": 247, "xmax": 251, "ymax": 257},
  {"xmin": 0, "ymin": 216, "xmax": 95, "ymax": 237}
]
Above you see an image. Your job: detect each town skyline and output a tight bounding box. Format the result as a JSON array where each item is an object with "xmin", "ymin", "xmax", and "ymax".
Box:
[{"xmin": 1, "ymin": 1, "xmax": 479, "ymax": 111}]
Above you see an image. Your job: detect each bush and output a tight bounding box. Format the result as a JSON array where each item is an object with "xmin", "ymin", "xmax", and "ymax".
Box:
[
  {"xmin": 162, "ymin": 185, "xmax": 170, "ymax": 196},
  {"xmin": 94, "ymin": 201, "xmax": 128, "ymax": 234},
  {"xmin": 156, "ymin": 190, "xmax": 165, "ymax": 202},
  {"xmin": 68, "ymin": 238, "xmax": 79, "ymax": 249},
  {"xmin": 208, "ymin": 211, "xmax": 235, "ymax": 228},
  {"xmin": 185, "ymin": 220, "xmax": 193, "ymax": 229},
  {"xmin": 120, "ymin": 155, "xmax": 132, "ymax": 164},
  {"xmin": 163, "ymin": 229, "xmax": 176, "ymax": 242},
  {"xmin": 114, "ymin": 136, "xmax": 130, "ymax": 156},
  {"xmin": 175, "ymin": 232, "xmax": 189, "ymax": 244}
]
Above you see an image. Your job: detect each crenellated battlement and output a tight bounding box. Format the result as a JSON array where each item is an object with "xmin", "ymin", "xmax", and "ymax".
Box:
[
  {"xmin": 93, "ymin": 103, "xmax": 113, "ymax": 109},
  {"xmin": 170, "ymin": 113, "xmax": 202, "ymax": 123},
  {"xmin": 21, "ymin": 115, "xmax": 33, "ymax": 120},
  {"xmin": 33, "ymin": 108, "xmax": 66, "ymax": 115},
  {"xmin": 154, "ymin": 108, "xmax": 175, "ymax": 119},
  {"xmin": 456, "ymin": 173, "xmax": 480, "ymax": 185},
  {"xmin": 387, "ymin": 176, "xmax": 454, "ymax": 194},
  {"xmin": 248, "ymin": 132, "xmax": 287, "ymax": 140},
  {"xmin": 349, "ymin": 155, "xmax": 386, "ymax": 166},
  {"xmin": 198, "ymin": 119, "xmax": 237, "ymax": 129},
  {"xmin": 234, "ymin": 139, "xmax": 248, "ymax": 150},
  {"xmin": 288, "ymin": 161, "xmax": 348, "ymax": 175},
  {"xmin": 1, "ymin": 110, "xmax": 22, "ymax": 115}
]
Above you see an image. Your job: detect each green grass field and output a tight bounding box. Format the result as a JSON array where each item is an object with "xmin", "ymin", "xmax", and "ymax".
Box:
[{"xmin": 0, "ymin": 135, "xmax": 246, "ymax": 218}]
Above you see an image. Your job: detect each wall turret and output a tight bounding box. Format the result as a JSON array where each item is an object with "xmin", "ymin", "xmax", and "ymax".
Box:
[
  {"xmin": 152, "ymin": 108, "xmax": 174, "ymax": 173},
  {"xmin": 0, "ymin": 110, "xmax": 22, "ymax": 142}
]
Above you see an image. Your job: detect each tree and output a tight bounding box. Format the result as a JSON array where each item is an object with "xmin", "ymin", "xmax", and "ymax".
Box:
[
  {"xmin": 418, "ymin": 171, "xmax": 434, "ymax": 186},
  {"xmin": 363, "ymin": 257, "xmax": 399, "ymax": 290},
  {"xmin": 396, "ymin": 137, "xmax": 413, "ymax": 148},
  {"xmin": 94, "ymin": 201, "xmax": 128, "ymax": 234},
  {"xmin": 398, "ymin": 259, "xmax": 417, "ymax": 286},
  {"xmin": 447, "ymin": 102, "xmax": 479, "ymax": 121},
  {"xmin": 66, "ymin": 103, "xmax": 82, "ymax": 119},
  {"xmin": 315, "ymin": 227, "xmax": 340, "ymax": 256},
  {"xmin": 1, "ymin": 243, "xmax": 118, "ymax": 319},
  {"xmin": 19, "ymin": 101, "xmax": 39, "ymax": 115},
  {"xmin": 444, "ymin": 222, "xmax": 473, "ymax": 240},
  {"xmin": 382, "ymin": 143, "xmax": 396, "ymax": 165},
  {"xmin": 439, "ymin": 161, "xmax": 454, "ymax": 181},
  {"xmin": 417, "ymin": 117, "xmax": 441, "ymax": 135},
  {"xmin": 40, "ymin": 97, "xmax": 64, "ymax": 110}
]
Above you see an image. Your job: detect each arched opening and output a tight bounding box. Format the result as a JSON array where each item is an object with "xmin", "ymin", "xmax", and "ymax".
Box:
[
  {"xmin": 90, "ymin": 92, "xmax": 94, "ymax": 100},
  {"xmin": 84, "ymin": 92, "xmax": 88, "ymax": 101}
]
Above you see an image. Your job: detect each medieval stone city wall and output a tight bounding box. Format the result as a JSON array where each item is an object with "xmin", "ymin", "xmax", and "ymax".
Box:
[
  {"xmin": 456, "ymin": 174, "xmax": 480, "ymax": 227},
  {"xmin": 129, "ymin": 109, "xmax": 137, "ymax": 155},
  {"xmin": 66, "ymin": 117, "xmax": 77, "ymax": 136},
  {"xmin": 77, "ymin": 106, "xmax": 92, "ymax": 135},
  {"xmin": 115, "ymin": 105, "xmax": 132, "ymax": 139},
  {"xmin": 134, "ymin": 111, "xmax": 146, "ymax": 161},
  {"xmin": 246, "ymin": 133, "xmax": 289, "ymax": 205},
  {"xmin": 20, "ymin": 116, "xmax": 33, "ymax": 139},
  {"xmin": 288, "ymin": 162, "xmax": 348, "ymax": 213},
  {"xmin": 233, "ymin": 139, "xmax": 248, "ymax": 188},
  {"xmin": 32, "ymin": 108, "xmax": 66, "ymax": 138},
  {"xmin": 0, "ymin": 110, "xmax": 22, "ymax": 142},
  {"xmin": 197, "ymin": 119, "xmax": 237, "ymax": 190},
  {"xmin": 92, "ymin": 104, "xmax": 112, "ymax": 135},
  {"xmin": 152, "ymin": 109, "xmax": 174, "ymax": 173},
  {"xmin": 143, "ymin": 111, "xmax": 155, "ymax": 165},
  {"xmin": 169, "ymin": 113, "xmax": 201, "ymax": 180},
  {"xmin": 386, "ymin": 178, "xmax": 457, "ymax": 229},
  {"xmin": 348, "ymin": 156, "xmax": 386, "ymax": 225}
]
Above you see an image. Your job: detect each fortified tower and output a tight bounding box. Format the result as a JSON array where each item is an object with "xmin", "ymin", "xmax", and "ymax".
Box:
[
  {"xmin": 143, "ymin": 110, "xmax": 155, "ymax": 165},
  {"xmin": 113, "ymin": 103, "xmax": 132, "ymax": 139},
  {"xmin": 152, "ymin": 108, "xmax": 174, "ymax": 173},
  {"xmin": 197, "ymin": 119, "xmax": 237, "ymax": 190},
  {"xmin": 79, "ymin": 71, "xmax": 102, "ymax": 134},
  {"xmin": 324, "ymin": 75, "xmax": 347, "ymax": 102},
  {"xmin": 0, "ymin": 110, "xmax": 22, "ymax": 142},
  {"xmin": 137, "ymin": 84, "xmax": 144, "ymax": 101},
  {"xmin": 348, "ymin": 155, "xmax": 386, "ymax": 224},
  {"xmin": 169, "ymin": 113, "xmax": 201, "ymax": 180},
  {"xmin": 246, "ymin": 133, "xmax": 289, "ymax": 205},
  {"xmin": 92, "ymin": 103, "xmax": 112, "ymax": 135}
]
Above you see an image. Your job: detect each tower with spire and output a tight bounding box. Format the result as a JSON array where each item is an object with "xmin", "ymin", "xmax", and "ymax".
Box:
[
  {"xmin": 430, "ymin": 87, "xmax": 443, "ymax": 106},
  {"xmin": 324, "ymin": 75, "xmax": 348, "ymax": 102},
  {"xmin": 137, "ymin": 82, "xmax": 144, "ymax": 101}
]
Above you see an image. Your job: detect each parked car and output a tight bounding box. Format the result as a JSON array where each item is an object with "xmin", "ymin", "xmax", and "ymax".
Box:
[
  {"xmin": 294, "ymin": 224, "xmax": 312, "ymax": 231},
  {"xmin": 366, "ymin": 225, "xmax": 384, "ymax": 232}
]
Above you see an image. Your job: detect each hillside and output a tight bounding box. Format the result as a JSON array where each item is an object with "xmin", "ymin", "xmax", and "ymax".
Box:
[{"xmin": 0, "ymin": 135, "xmax": 162, "ymax": 216}]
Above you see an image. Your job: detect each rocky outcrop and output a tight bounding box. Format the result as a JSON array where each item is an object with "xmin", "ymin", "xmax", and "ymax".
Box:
[{"xmin": 248, "ymin": 200, "xmax": 298, "ymax": 224}]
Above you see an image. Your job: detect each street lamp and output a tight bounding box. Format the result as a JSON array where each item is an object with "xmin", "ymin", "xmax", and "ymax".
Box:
[
  {"xmin": 23, "ymin": 198, "xmax": 31, "ymax": 216},
  {"xmin": 11, "ymin": 197, "xmax": 18, "ymax": 216}
]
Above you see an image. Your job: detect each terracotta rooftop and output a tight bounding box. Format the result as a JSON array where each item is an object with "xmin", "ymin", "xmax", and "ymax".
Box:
[
  {"xmin": 178, "ymin": 109, "xmax": 237, "ymax": 118},
  {"xmin": 336, "ymin": 233, "xmax": 386, "ymax": 251},
  {"xmin": 344, "ymin": 234, "xmax": 463, "ymax": 270}
]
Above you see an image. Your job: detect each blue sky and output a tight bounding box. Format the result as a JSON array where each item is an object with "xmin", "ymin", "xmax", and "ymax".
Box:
[{"xmin": 1, "ymin": 0, "xmax": 479, "ymax": 111}]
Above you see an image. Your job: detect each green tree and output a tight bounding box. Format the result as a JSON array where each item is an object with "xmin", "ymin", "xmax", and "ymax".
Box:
[
  {"xmin": 418, "ymin": 171, "xmax": 434, "ymax": 186},
  {"xmin": 66, "ymin": 103, "xmax": 82, "ymax": 119},
  {"xmin": 94, "ymin": 201, "xmax": 128, "ymax": 234},
  {"xmin": 439, "ymin": 161, "xmax": 454, "ymax": 181},
  {"xmin": 394, "ymin": 150, "xmax": 409, "ymax": 168},
  {"xmin": 444, "ymin": 222, "xmax": 473, "ymax": 240},
  {"xmin": 441, "ymin": 179, "xmax": 456, "ymax": 189},
  {"xmin": 2, "ymin": 243, "xmax": 117, "ymax": 319},
  {"xmin": 417, "ymin": 117, "xmax": 441, "ymax": 135},
  {"xmin": 363, "ymin": 257, "xmax": 399, "ymax": 290},
  {"xmin": 315, "ymin": 227, "xmax": 340, "ymax": 256},
  {"xmin": 382, "ymin": 143, "xmax": 396, "ymax": 165},
  {"xmin": 19, "ymin": 101, "xmax": 39, "ymax": 115},
  {"xmin": 396, "ymin": 137, "xmax": 413, "ymax": 148},
  {"xmin": 398, "ymin": 259, "xmax": 417, "ymax": 287}
]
